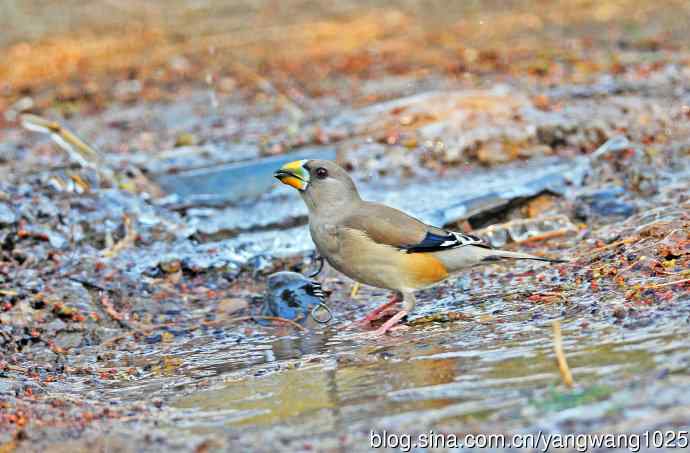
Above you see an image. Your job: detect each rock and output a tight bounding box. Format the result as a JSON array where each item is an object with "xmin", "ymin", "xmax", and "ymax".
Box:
[
  {"xmin": 525, "ymin": 194, "xmax": 557, "ymax": 218},
  {"xmin": 54, "ymin": 331, "xmax": 84, "ymax": 350},
  {"xmin": 0, "ymin": 380, "xmax": 15, "ymax": 395},
  {"xmin": 518, "ymin": 144, "xmax": 552, "ymax": 158},
  {"xmin": 575, "ymin": 186, "xmax": 636, "ymax": 220},
  {"xmin": 478, "ymin": 214, "xmax": 577, "ymax": 246},
  {"xmin": 46, "ymin": 230, "xmax": 68, "ymax": 249},
  {"xmin": 113, "ymin": 79, "xmax": 142, "ymax": 98},
  {"xmin": 45, "ymin": 319, "xmax": 68, "ymax": 332},
  {"xmin": 31, "ymin": 349, "xmax": 58, "ymax": 363},
  {"xmin": 159, "ymin": 256, "xmax": 182, "ymax": 274},
  {"xmin": 420, "ymin": 158, "xmax": 584, "ymax": 228},
  {"xmin": 0, "ymin": 202, "xmax": 16, "ymax": 225},
  {"xmin": 174, "ymin": 132, "xmax": 197, "ymax": 147},
  {"xmin": 217, "ymin": 298, "xmax": 248, "ymax": 315},
  {"xmin": 49, "ymin": 282, "xmax": 97, "ymax": 315},
  {"xmin": 53, "ymin": 304, "xmax": 79, "ymax": 320},
  {"xmin": 612, "ymin": 306, "xmax": 627, "ymax": 320},
  {"xmin": 476, "ymin": 142, "xmax": 514, "ymax": 165},
  {"xmin": 248, "ymin": 254, "xmax": 274, "ymax": 277},
  {"xmin": 142, "ymin": 143, "xmax": 260, "ymax": 174},
  {"xmin": 153, "ymin": 146, "xmax": 336, "ymax": 204},
  {"xmin": 0, "ymin": 302, "xmax": 35, "ymax": 327}
]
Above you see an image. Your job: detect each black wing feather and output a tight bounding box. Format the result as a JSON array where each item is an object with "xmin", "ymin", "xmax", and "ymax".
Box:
[{"xmin": 401, "ymin": 231, "xmax": 491, "ymax": 253}]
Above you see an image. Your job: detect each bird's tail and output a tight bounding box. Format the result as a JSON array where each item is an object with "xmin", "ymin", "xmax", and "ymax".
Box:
[
  {"xmin": 435, "ymin": 245, "xmax": 568, "ymax": 272},
  {"xmin": 479, "ymin": 248, "xmax": 568, "ymax": 264}
]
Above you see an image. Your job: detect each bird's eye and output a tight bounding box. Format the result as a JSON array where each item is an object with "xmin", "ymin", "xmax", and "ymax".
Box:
[{"xmin": 315, "ymin": 167, "xmax": 328, "ymax": 179}]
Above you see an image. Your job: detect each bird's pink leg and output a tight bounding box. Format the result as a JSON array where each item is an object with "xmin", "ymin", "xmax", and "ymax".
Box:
[
  {"xmin": 358, "ymin": 293, "xmax": 400, "ymax": 325},
  {"xmin": 374, "ymin": 310, "xmax": 409, "ymax": 335}
]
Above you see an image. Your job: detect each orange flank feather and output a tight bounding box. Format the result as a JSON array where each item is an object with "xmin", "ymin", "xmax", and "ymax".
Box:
[{"xmin": 402, "ymin": 252, "xmax": 449, "ymax": 288}]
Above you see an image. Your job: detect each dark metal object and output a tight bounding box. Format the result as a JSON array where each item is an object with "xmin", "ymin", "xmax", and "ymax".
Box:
[
  {"xmin": 307, "ymin": 253, "xmax": 324, "ymax": 278},
  {"xmin": 310, "ymin": 302, "xmax": 332, "ymax": 324},
  {"xmin": 260, "ymin": 271, "xmax": 331, "ymax": 325}
]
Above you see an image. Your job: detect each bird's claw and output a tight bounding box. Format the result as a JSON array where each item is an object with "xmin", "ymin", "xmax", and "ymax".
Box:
[
  {"xmin": 370, "ymin": 310, "xmax": 409, "ymax": 336},
  {"xmin": 346, "ymin": 324, "xmax": 409, "ymax": 339},
  {"xmin": 372, "ymin": 324, "xmax": 409, "ymax": 336}
]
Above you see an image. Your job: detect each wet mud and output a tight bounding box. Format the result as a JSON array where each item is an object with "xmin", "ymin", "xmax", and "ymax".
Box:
[{"xmin": 1, "ymin": 1, "xmax": 689, "ymax": 451}]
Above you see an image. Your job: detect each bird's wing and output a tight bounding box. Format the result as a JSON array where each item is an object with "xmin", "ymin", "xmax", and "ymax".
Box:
[
  {"xmin": 342, "ymin": 202, "xmax": 491, "ymax": 253},
  {"xmin": 400, "ymin": 230, "xmax": 491, "ymax": 253}
]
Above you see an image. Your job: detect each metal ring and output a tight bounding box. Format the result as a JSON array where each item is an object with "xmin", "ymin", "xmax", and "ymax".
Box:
[
  {"xmin": 307, "ymin": 255, "xmax": 324, "ymax": 278},
  {"xmin": 310, "ymin": 303, "xmax": 332, "ymax": 324}
]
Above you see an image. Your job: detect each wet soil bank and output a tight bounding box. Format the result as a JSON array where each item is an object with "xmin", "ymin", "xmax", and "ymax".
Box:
[{"xmin": 1, "ymin": 1, "xmax": 690, "ymax": 451}]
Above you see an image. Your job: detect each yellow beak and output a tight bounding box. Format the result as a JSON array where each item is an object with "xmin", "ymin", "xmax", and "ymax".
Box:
[{"xmin": 274, "ymin": 160, "xmax": 310, "ymax": 191}]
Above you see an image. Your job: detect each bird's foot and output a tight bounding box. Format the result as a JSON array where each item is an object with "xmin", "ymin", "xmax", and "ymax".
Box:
[
  {"xmin": 355, "ymin": 308, "xmax": 398, "ymax": 328},
  {"xmin": 371, "ymin": 310, "xmax": 409, "ymax": 336},
  {"xmin": 347, "ymin": 322, "xmax": 409, "ymax": 339},
  {"xmin": 351, "ymin": 295, "xmax": 400, "ymax": 328}
]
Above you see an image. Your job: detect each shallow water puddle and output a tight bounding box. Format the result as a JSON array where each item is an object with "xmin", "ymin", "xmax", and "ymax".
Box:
[{"xmin": 164, "ymin": 317, "xmax": 690, "ymax": 437}]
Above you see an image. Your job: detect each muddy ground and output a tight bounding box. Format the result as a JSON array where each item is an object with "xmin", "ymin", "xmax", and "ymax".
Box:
[{"xmin": 1, "ymin": 1, "xmax": 689, "ymax": 452}]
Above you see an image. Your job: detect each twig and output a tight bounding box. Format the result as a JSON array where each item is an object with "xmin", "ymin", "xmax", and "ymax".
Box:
[
  {"xmin": 616, "ymin": 256, "xmax": 651, "ymax": 276},
  {"xmin": 96, "ymin": 293, "xmax": 136, "ymax": 330},
  {"xmin": 102, "ymin": 215, "xmax": 137, "ymax": 258},
  {"xmin": 552, "ymin": 320, "xmax": 574, "ymax": 388},
  {"xmin": 658, "ymin": 269, "xmax": 690, "ymax": 277},
  {"xmin": 587, "ymin": 237, "xmax": 636, "ymax": 256},
  {"xmin": 100, "ymin": 323, "xmax": 170, "ymax": 347},
  {"xmin": 642, "ymin": 278, "xmax": 690, "ymax": 290},
  {"xmin": 20, "ymin": 114, "xmax": 103, "ymax": 168},
  {"xmin": 528, "ymin": 292, "xmax": 567, "ymax": 303},
  {"xmin": 20, "ymin": 114, "xmax": 163, "ymax": 197},
  {"xmin": 407, "ymin": 311, "xmax": 473, "ymax": 326},
  {"xmin": 350, "ymin": 282, "xmax": 361, "ymax": 298},
  {"xmin": 4, "ymin": 364, "xmax": 28, "ymax": 374},
  {"xmin": 521, "ymin": 229, "xmax": 573, "ymax": 244},
  {"xmin": 67, "ymin": 277, "xmax": 108, "ymax": 292}
]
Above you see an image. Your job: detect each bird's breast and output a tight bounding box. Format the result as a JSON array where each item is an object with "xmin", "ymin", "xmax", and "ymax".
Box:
[{"xmin": 309, "ymin": 225, "xmax": 449, "ymax": 291}]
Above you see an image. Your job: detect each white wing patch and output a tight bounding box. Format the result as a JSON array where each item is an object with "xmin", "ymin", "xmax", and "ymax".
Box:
[
  {"xmin": 402, "ymin": 231, "xmax": 491, "ymax": 253},
  {"xmin": 449, "ymin": 232, "xmax": 487, "ymax": 247}
]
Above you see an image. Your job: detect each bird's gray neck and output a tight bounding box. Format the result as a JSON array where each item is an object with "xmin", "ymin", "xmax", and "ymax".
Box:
[{"xmin": 300, "ymin": 191, "xmax": 361, "ymax": 220}]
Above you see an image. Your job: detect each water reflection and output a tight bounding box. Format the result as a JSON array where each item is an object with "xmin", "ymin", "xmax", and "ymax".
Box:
[{"xmin": 169, "ymin": 318, "xmax": 689, "ymax": 439}]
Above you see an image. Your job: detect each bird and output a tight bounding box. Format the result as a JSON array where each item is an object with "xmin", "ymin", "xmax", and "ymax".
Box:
[{"xmin": 274, "ymin": 159, "xmax": 566, "ymax": 335}]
